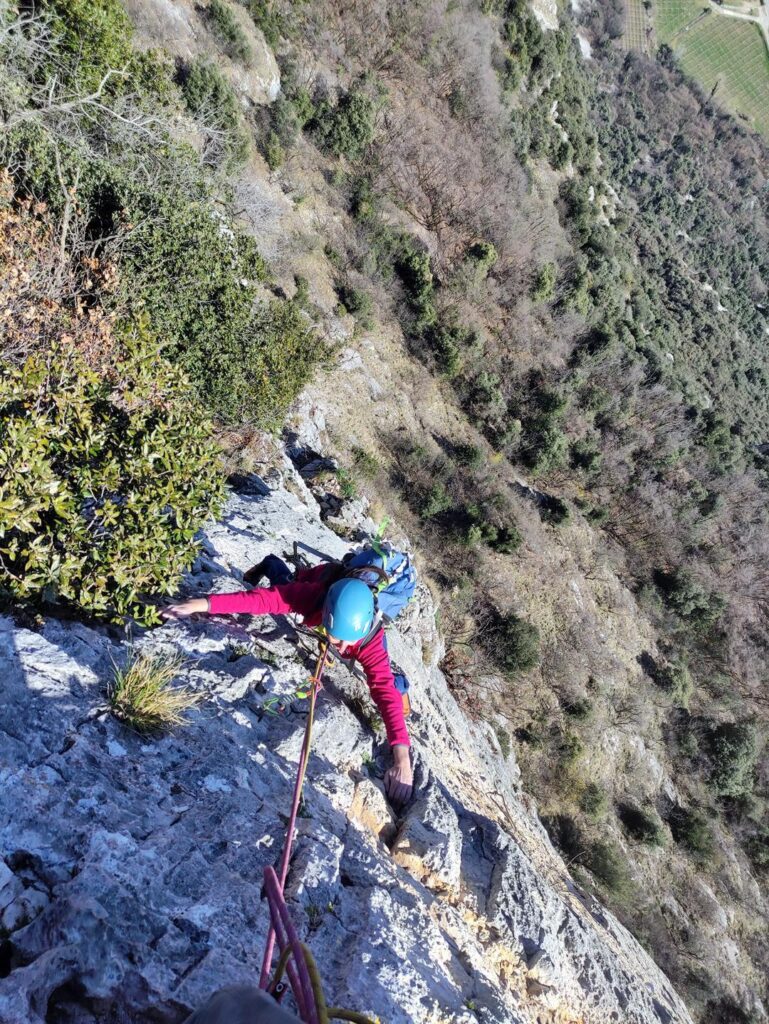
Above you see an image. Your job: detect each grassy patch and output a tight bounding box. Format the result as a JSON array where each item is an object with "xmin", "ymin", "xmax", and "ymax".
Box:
[{"xmin": 109, "ymin": 650, "xmax": 200, "ymax": 732}]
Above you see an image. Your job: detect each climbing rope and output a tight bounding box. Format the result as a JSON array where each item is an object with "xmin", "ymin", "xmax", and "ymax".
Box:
[
  {"xmin": 259, "ymin": 639, "xmax": 329, "ymax": 991},
  {"xmin": 262, "ymin": 866, "xmax": 379, "ymax": 1024},
  {"xmin": 256, "ymin": 643, "xmax": 380, "ymax": 1024}
]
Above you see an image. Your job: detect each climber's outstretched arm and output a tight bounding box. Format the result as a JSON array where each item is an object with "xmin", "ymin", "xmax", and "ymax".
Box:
[{"xmin": 161, "ymin": 582, "xmax": 327, "ymax": 620}]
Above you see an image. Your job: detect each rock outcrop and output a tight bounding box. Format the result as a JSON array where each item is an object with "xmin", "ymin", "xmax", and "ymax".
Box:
[{"xmin": 1, "ymin": 453, "xmax": 693, "ymax": 1024}]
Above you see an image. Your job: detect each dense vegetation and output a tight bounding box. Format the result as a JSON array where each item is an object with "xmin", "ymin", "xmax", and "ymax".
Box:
[
  {"xmin": 245, "ymin": 0, "xmax": 769, "ymax": 1018},
  {"xmin": 2, "ymin": 0, "xmax": 768, "ymax": 1018},
  {"xmin": 0, "ymin": 0, "xmax": 322, "ymax": 621}
]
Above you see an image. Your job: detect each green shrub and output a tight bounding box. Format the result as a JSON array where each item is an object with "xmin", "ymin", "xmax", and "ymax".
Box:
[
  {"xmin": 179, "ymin": 59, "xmax": 250, "ymax": 167},
  {"xmin": 424, "ymin": 317, "xmax": 476, "ymax": 378},
  {"xmin": 655, "ymin": 567, "xmax": 725, "ymax": 630},
  {"xmin": 44, "ymin": 0, "xmax": 134, "ymax": 93},
  {"xmin": 655, "ymin": 657, "xmax": 693, "ymax": 709},
  {"xmin": 337, "ymin": 284, "xmax": 373, "ymax": 327},
  {"xmin": 184, "ymin": 298, "xmax": 319, "ymax": 427},
  {"xmin": 744, "ymin": 828, "xmax": 769, "ymax": 871},
  {"xmin": 395, "ymin": 242, "xmax": 436, "ymax": 330},
  {"xmin": 617, "ymin": 803, "xmax": 665, "ymax": 846},
  {"xmin": 540, "ymin": 494, "xmax": 570, "ymax": 526},
  {"xmin": 559, "ymin": 731, "xmax": 584, "ymax": 764},
  {"xmin": 454, "ymin": 443, "xmax": 484, "ymax": 468},
  {"xmin": 543, "ymin": 814, "xmax": 583, "ymax": 862},
  {"xmin": 247, "ymin": 0, "xmax": 288, "ymax": 47},
  {"xmin": 570, "ymin": 437, "xmax": 601, "ymax": 473},
  {"xmin": 668, "ymin": 805, "xmax": 714, "ymax": 861},
  {"xmin": 580, "ymin": 782, "xmax": 608, "ymax": 818},
  {"xmin": 708, "ymin": 722, "xmax": 757, "ymax": 798},
  {"xmin": 206, "ymin": 0, "xmax": 252, "ymax": 61},
  {"xmin": 531, "ymin": 261, "xmax": 557, "ymax": 302},
  {"xmin": 563, "ymin": 697, "xmax": 593, "ymax": 720},
  {"xmin": 311, "ymin": 88, "xmax": 377, "ymax": 160},
  {"xmin": 583, "ymin": 839, "xmax": 633, "ymax": 896},
  {"xmin": 0, "ymin": 328, "xmax": 225, "ymax": 624},
  {"xmin": 420, "ymin": 483, "xmax": 453, "ymax": 520},
  {"xmin": 465, "ymin": 240, "xmax": 498, "ymax": 278},
  {"xmin": 351, "ymin": 447, "xmax": 380, "ymax": 478},
  {"xmin": 264, "ymin": 130, "xmax": 285, "ymax": 170},
  {"xmin": 494, "ymin": 613, "xmax": 540, "ymax": 674}
]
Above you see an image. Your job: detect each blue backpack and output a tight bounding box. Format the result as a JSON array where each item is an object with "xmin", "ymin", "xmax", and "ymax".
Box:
[{"xmin": 343, "ymin": 535, "xmax": 417, "ymax": 624}]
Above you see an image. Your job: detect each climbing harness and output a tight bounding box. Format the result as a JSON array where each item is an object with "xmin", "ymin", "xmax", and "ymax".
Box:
[{"xmin": 256, "ymin": 641, "xmax": 380, "ymax": 1024}]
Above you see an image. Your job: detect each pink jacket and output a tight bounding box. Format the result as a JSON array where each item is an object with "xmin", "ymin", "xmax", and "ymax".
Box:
[{"xmin": 208, "ymin": 566, "xmax": 410, "ymax": 748}]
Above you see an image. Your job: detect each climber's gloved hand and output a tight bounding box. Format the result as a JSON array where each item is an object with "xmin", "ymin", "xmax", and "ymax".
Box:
[
  {"xmin": 161, "ymin": 598, "xmax": 210, "ymax": 620},
  {"xmin": 384, "ymin": 744, "xmax": 413, "ymax": 806}
]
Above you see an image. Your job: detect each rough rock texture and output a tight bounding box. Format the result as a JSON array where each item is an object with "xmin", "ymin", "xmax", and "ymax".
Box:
[
  {"xmin": 1, "ymin": 455, "xmax": 694, "ymax": 1024},
  {"xmin": 123, "ymin": 0, "xmax": 280, "ymax": 105}
]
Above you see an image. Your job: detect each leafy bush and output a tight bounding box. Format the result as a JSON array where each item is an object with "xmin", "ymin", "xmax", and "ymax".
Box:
[
  {"xmin": 395, "ymin": 241, "xmax": 436, "ymax": 330},
  {"xmin": 206, "ymin": 0, "xmax": 252, "ymax": 61},
  {"xmin": 44, "ymin": 0, "xmax": 134, "ymax": 93},
  {"xmin": 454, "ymin": 443, "xmax": 484, "ymax": 469},
  {"xmin": 540, "ymin": 494, "xmax": 570, "ymax": 526},
  {"xmin": 583, "ymin": 839, "xmax": 633, "ymax": 896},
  {"xmin": 531, "ymin": 261, "xmax": 557, "ymax": 302},
  {"xmin": 178, "ymin": 59, "xmax": 250, "ymax": 167},
  {"xmin": 109, "ymin": 650, "xmax": 200, "ymax": 732},
  {"xmin": 580, "ymin": 782, "xmax": 608, "ymax": 818},
  {"xmin": 617, "ymin": 803, "xmax": 665, "ymax": 846},
  {"xmin": 337, "ymin": 284, "xmax": 374, "ymax": 328},
  {"xmin": 424, "ymin": 316, "xmax": 477, "ymax": 378},
  {"xmin": 563, "ymin": 697, "xmax": 593, "ymax": 720},
  {"xmin": 186, "ymin": 298, "xmax": 318, "ymax": 426},
  {"xmin": 655, "ymin": 568, "xmax": 725, "ymax": 630},
  {"xmin": 246, "ymin": 0, "xmax": 289, "ymax": 47},
  {"xmin": 542, "ymin": 814, "xmax": 583, "ymax": 861},
  {"xmin": 465, "ymin": 240, "xmax": 498, "ymax": 278},
  {"xmin": 311, "ymin": 88, "xmax": 376, "ymax": 160},
  {"xmin": 0, "ymin": 329, "xmax": 225, "ymax": 624},
  {"xmin": 420, "ymin": 482, "xmax": 453, "ymax": 520},
  {"xmin": 351, "ymin": 447, "xmax": 380, "ymax": 478},
  {"xmin": 494, "ymin": 613, "xmax": 540, "ymax": 673},
  {"xmin": 708, "ymin": 722, "xmax": 757, "ymax": 798},
  {"xmin": 668, "ymin": 805, "xmax": 714, "ymax": 861},
  {"xmin": 654, "ymin": 657, "xmax": 693, "ymax": 709},
  {"xmin": 264, "ymin": 130, "xmax": 285, "ymax": 169},
  {"xmin": 744, "ymin": 828, "xmax": 769, "ymax": 871}
]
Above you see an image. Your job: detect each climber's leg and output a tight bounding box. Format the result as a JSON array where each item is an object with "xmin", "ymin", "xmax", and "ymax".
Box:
[{"xmin": 244, "ymin": 554, "xmax": 294, "ymax": 587}]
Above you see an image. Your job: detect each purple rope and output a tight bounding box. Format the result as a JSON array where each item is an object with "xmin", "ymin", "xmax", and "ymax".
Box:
[
  {"xmin": 263, "ymin": 866, "xmax": 319, "ymax": 1024},
  {"xmin": 259, "ymin": 645, "xmax": 329, "ymax": 993}
]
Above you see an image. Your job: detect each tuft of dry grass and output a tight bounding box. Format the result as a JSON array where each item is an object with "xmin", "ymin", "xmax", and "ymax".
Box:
[{"xmin": 108, "ymin": 650, "xmax": 201, "ymax": 733}]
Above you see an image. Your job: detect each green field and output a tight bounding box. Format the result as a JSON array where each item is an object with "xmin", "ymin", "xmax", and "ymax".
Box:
[
  {"xmin": 654, "ymin": 0, "xmax": 708, "ymax": 41},
  {"xmin": 635, "ymin": 0, "xmax": 769, "ymax": 138}
]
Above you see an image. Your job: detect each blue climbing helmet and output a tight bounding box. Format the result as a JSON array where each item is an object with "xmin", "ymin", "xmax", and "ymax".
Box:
[{"xmin": 322, "ymin": 578, "xmax": 375, "ymax": 643}]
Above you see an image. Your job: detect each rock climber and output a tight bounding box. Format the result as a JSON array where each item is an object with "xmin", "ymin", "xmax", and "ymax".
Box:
[{"xmin": 162, "ymin": 554, "xmax": 413, "ymax": 804}]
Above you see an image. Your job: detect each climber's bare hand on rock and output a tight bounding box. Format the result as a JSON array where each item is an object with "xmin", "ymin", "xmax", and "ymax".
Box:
[
  {"xmin": 161, "ymin": 598, "xmax": 209, "ymax": 620},
  {"xmin": 384, "ymin": 744, "xmax": 413, "ymax": 805}
]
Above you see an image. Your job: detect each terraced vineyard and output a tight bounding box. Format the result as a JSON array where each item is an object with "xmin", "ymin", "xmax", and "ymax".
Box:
[
  {"xmin": 624, "ymin": 0, "xmax": 653, "ymax": 53},
  {"xmin": 623, "ymin": 0, "xmax": 769, "ymax": 137},
  {"xmin": 675, "ymin": 15, "xmax": 769, "ymax": 135}
]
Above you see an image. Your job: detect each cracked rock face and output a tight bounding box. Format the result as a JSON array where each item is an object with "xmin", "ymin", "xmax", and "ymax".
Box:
[{"xmin": 1, "ymin": 458, "xmax": 693, "ymax": 1024}]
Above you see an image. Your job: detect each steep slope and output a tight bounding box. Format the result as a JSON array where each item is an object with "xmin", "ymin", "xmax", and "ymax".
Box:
[{"xmin": 1, "ymin": 452, "xmax": 692, "ymax": 1024}]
